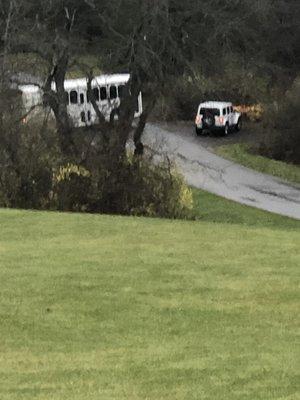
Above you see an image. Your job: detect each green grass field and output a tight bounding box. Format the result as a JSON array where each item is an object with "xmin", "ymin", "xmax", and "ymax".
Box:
[
  {"xmin": 216, "ymin": 143, "xmax": 300, "ymax": 184},
  {"xmin": 0, "ymin": 190, "xmax": 299, "ymax": 399}
]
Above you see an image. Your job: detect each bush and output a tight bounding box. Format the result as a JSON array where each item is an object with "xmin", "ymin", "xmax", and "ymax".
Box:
[
  {"xmin": 0, "ymin": 88, "xmax": 194, "ymax": 219},
  {"xmin": 258, "ymin": 78, "xmax": 300, "ymax": 164},
  {"xmin": 0, "ymin": 122, "xmax": 59, "ymax": 209},
  {"xmin": 0, "ymin": 89, "xmax": 60, "ymax": 209},
  {"xmin": 52, "ymin": 164, "xmax": 91, "ymax": 211},
  {"xmin": 51, "ymin": 155, "xmax": 194, "ymax": 219},
  {"xmin": 120, "ymin": 155, "xmax": 194, "ymax": 218},
  {"xmin": 234, "ymin": 104, "xmax": 264, "ymax": 122}
]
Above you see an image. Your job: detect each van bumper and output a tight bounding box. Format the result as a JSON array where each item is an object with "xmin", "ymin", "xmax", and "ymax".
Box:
[{"xmin": 197, "ymin": 124, "xmax": 224, "ymax": 132}]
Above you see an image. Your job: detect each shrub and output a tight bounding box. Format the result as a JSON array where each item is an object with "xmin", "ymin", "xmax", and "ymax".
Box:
[
  {"xmin": 0, "ymin": 88, "xmax": 194, "ymax": 219},
  {"xmin": 0, "ymin": 90, "xmax": 60, "ymax": 209},
  {"xmin": 122, "ymin": 155, "xmax": 194, "ymax": 218},
  {"xmin": 234, "ymin": 104, "xmax": 264, "ymax": 122},
  {"xmin": 258, "ymin": 78, "xmax": 300, "ymax": 164},
  {"xmin": 0, "ymin": 122, "xmax": 58, "ymax": 209},
  {"xmin": 51, "ymin": 155, "xmax": 194, "ymax": 219},
  {"xmin": 52, "ymin": 164, "xmax": 91, "ymax": 211}
]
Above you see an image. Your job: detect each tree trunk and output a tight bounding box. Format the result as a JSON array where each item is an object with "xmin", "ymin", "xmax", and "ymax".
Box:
[
  {"xmin": 43, "ymin": 53, "xmax": 75, "ymax": 156},
  {"xmin": 133, "ymin": 95, "xmax": 156, "ymax": 155}
]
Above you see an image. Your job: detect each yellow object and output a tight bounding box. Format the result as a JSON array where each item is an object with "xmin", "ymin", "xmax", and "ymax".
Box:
[
  {"xmin": 234, "ymin": 104, "xmax": 263, "ymax": 121},
  {"xmin": 53, "ymin": 163, "xmax": 91, "ymax": 183}
]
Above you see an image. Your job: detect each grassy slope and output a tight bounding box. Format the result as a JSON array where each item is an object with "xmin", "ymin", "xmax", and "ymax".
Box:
[
  {"xmin": 0, "ymin": 191, "xmax": 299, "ymax": 400},
  {"xmin": 216, "ymin": 143, "xmax": 300, "ymax": 184},
  {"xmin": 192, "ymin": 189, "xmax": 300, "ymax": 229}
]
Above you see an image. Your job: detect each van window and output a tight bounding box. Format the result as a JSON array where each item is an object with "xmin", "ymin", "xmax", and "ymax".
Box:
[
  {"xmin": 110, "ymin": 85, "xmax": 117, "ymax": 99},
  {"xmin": 230, "ymin": 106, "xmax": 233, "ymax": 113},
  {"xmin": 223, "ymin": 108, "xmax": 227, "ymax": 115},
  {"xmin": 80, "ymin": 93, "xmax": 84, "ymax": 104},
  {"xmin": 81, "ymin": 111, "xmax": 86, "ymax": 123},
  {"xmin": 200, "ymin": 108, "xmax": 220, "ymax": 117},
  {"xmin": 70, "ymin": 90, "xmax": 78, "ymax": 104},
  {"xmin": 227, "ymin": 106, "xmax": 231, "ymax": 114},
  {"xmin": 100, "ymin": 87, "xmax": 107, "ymax": 101}
]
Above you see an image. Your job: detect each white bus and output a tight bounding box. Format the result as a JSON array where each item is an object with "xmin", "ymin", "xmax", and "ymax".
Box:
[{"xmin": 19, "ymin": 73, "xmax": 143, "ymax": 127}]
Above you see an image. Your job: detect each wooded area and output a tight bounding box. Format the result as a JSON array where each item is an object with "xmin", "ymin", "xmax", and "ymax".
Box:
[{"xmin": 0, "ymin": 0, "xmax": 299, "ymax": 214}]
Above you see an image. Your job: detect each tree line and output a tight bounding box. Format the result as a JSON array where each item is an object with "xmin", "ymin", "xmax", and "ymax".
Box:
[
  {"xmin": 0, "ymin": 0, "xmax": 299, "ymax": 213},
  {"xmin": 1, "ymin": 0, "xmax": 299, "ymax": 152}
]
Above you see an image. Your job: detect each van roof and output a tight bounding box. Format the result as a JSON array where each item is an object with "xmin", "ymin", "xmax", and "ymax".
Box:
[{"xmin": 199, "ymin": 101, "xmax": 232, "ymax": 108}]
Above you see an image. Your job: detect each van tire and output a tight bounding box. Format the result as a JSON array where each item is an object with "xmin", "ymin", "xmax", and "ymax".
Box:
[
  {"xmin": 195, "ymin": 127, "xmax": 203, "ymax": 136},
  {"xmin": 224, "ymin": 123, "xmax": 230, "ymax": 136},
  {"xmin": 235, "ymin": 118, "xmax": 242, "ymax": 132}
]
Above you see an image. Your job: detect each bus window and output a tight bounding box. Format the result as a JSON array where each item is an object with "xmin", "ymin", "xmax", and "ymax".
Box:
[
  {"xmin": 93, "ymin": 87, "xmax": 100, "ymax": 101},
  {"xmin": 80, "ymin": 93, "xmax": 85, "ymax": 104},
  {"xmin": 110, "ymin": 85, "xmax": 117, "ymax": 99},
  {"xmin": 118, "ymin": 85, "xmax": 125, "ymax": 98},
  {"xmin": 70, "ymin": 90, "xmax": 78, "ymax": 104},
  {"xmin": 100, "ymin": 87, "xmax": 107, "ymax": 101}
]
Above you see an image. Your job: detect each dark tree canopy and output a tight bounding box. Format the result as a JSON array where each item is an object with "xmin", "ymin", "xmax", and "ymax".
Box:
[{"xmin": 0, "ymin": 0, "xmax": 299, "ymax": 157}]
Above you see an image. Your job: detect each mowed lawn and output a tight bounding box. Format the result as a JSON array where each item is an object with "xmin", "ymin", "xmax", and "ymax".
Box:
[{"xmin": 0, "ymin": 195, "xmax": 299, "ymax": 399}]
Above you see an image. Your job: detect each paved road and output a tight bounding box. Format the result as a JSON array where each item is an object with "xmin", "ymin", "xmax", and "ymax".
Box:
[{"xmin": 143, "ymin": 123, "xmax": 300, "ymax": 220}]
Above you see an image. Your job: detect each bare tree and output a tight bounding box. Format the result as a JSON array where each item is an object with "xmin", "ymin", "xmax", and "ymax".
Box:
[{"xmin": 4, "ymin": 0, "xmax": 300, "ymax": 160}]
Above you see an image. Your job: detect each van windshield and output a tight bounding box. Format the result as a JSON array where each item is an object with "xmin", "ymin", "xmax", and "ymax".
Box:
[{"xmin": 200, "ymin": 108, "xmax": 220, "ymax": 116}]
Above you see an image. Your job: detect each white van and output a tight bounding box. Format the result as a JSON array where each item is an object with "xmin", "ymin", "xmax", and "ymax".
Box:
[{"xmin": 195, "ymin": 101, "xmax": 242, "ymax": 136}]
